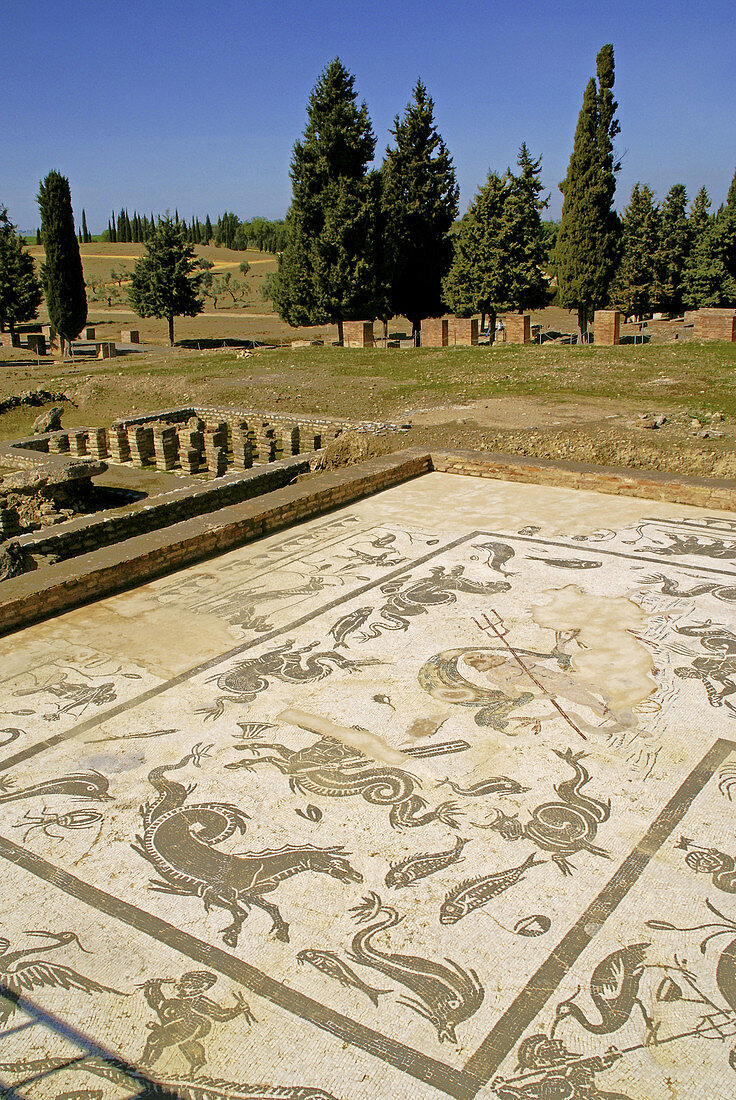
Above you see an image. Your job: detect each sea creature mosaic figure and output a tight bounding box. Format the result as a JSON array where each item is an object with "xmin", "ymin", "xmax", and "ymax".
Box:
[
  {"xmin": 0, "ymin": 930, "xmax": 125, "ymax": 1026},
  {"xmin": 385, "ymin": 835, "xmax": 470, "ymax": 888},
  {"xmin": 296, "ymin": 949, "xmax": 389, "ymax": 1006},
  {"xmin": 676, "ymin": 836, "xmax": 736, "ymax": 893},
  {"xmin": 348, "ymin": 892, "xmax": 485, "ymax": 1043},
  {"xmin": 139, "ymin": 970, "xmax": 255, "ymax": 1076},
  {"xmin": 354, "ymin": 564, "xmax": 511, "ymax": 642},
  {"xmin": 492, "ymin": 1034, "xmax": 629, "ymax": 1100},
  {"xmin": 474, "ymin": 749, "xmax": 611, "ymax": 875},
  {"xmin": 439, "ymin": 853, "xmax": 544, "ymax": 925},
  {"xmin": 133, "ymin": 744, "xmax": 362, "ymax": 944},
  {"xmin": 672, "ymin": 622, "xmax": 736, "ymax": 714},
  {"xmin": 202, "ymin": 640, "xmax": 381, "ymax": 718},
  {"xmin": 226, "ymin": 730, "xmax": 460, "ymax": 830},
  {"xmin": 0, "ymin": 771, "xmax": 112, "ymax": 805}
]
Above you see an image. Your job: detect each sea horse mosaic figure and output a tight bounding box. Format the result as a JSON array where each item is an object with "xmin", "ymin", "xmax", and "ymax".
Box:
[
  {"xmin": 226, "ymin": 731, "xmax": 461, "ymax": 830},
  {"xmin": 476, "ymin": 749, "xmax": 611, "ymax": 875},
  {"xmin": 133, "ymin": 744, "xmax": 363, "ymax": 944}
]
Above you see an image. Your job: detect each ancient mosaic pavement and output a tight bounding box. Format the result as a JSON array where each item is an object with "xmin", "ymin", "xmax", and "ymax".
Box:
[{"xmin": 2, "ymin": 473, "xmax": 736, "ymax": 1099}]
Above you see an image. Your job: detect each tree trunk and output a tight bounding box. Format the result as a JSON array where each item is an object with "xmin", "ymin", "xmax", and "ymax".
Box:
[
  {"xmin": 409, "ymin": 318, "xmax": 421, "ymax": 345},
  {"xmin": 168, "ymin": 314, "xmax": 174, "ymax": 345},
  {"xmin": 382, "ymin": 319, "xmax": 388, "ymax": 342},
  {"xmin": 336, "ymin": 318, "xmax": 344, "ymax": 346},
  {"xmin": 487, "ymin": 308, "xmax": 496, "ymax": 346},
  {"xmin": 480, "ymin": 311, "xmax": 486, "ymax": 336},
  {"xmin": 577, "ymin": 306, "xmax": 589, "ymax": 342}
]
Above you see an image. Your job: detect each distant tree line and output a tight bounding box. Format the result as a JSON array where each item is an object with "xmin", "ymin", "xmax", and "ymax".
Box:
[{"xmin": 94, "ymin": 208, "xmax": 286, "ymax": 253}]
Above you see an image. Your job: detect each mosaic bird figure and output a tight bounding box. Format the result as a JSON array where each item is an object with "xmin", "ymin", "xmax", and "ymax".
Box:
[
  {"xmin": 551, "ymin": 943, "xmax": 656, "ymax": 1042},
  {"xmin": 0, "ymin": 930, "xmax": 124, "ymax": 1024}
]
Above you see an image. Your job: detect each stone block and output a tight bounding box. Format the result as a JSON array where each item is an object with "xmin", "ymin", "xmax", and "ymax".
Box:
[
  {"xmin": 503, "ymin": 314, "xmax": 531, "ymax": 344},
  {"xmin": 693, "ymin": 308, "xmax": 736, "ymax": 342},
  {"xmin": 421, "ymin": 318, "xmax": 449, "ymax": 347},
  {"xmin": 450, "ymin": 317, "xmax": 478, "ymax": 346},
  {"xmin": 120, "ymin": 329, "xmax": 140, "ymax": 343},
  {"xmin": 594, "ymin": 310, "xmax": 621, "ymax": 345},
  {"xmin": 343, "ymin": 320, "xmax": 374, "ymax": 348},
  {"xmin": 96, "ymin": 341, "xmax": 116, "ymax": 359}
]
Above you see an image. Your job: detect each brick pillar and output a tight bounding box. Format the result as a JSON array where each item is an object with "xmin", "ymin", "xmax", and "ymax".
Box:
[
  {"xmin": 87, "ymin": 427, "xmax": 109, "ymax": 461},
  {"xmin": 0, "ymin": 508, "xmax": 21, "ymax": 538},
  {"xmin": 693, "ymin": 308, "xmax": 736, "ymax": 342},
  {"xmin": 503, "ymin": 314, "xmax": 531, "ymax": 344},
  {"xmin": 451, "ymin": 317, "xmax": 478, "ymax": 346},
  {"xmin": 594, "ymin": 310, "xmax": 621, "ymax": 345},
  {"xmin": 128, "ymin": 425, "xmax": 154, "ymax": 466},
  {"xmin": 279, "ymin": 423, "xmax": 300, "ymax": 455},
  {"xmin": 343, "ymin": 320, "xmax": 374, "ymax": 347},
  {"xmin": 421, "ymin": 318, "xmax": 449, "ymax": 347},
  {"xmin": 27, "ymin": 334, "xmax": 47, "ymax": 355},
  {"xmin": 47, "ymin": 431, "xmax": 69, "ymax": 454},
  {"xmin": 180, "ymin": 448, "xmax": 200, "ymax": 474},
  {"xmin": 231, "ymin": 426, "xmax": 253, "ymax": 470},
  {"xmin": 153, "ymin": 425, "xmax": 179, "ymax": 470},
  {"xmin": 96, "ymin": 341, "xmax": 116, "ymax": 359},
  {"xmin": 108, "ymin": 424, "xmax": 131, "ymax": 463},
  {"xmin": 68, "ymin": 430, "xmax": 89, "ymax": 456}
]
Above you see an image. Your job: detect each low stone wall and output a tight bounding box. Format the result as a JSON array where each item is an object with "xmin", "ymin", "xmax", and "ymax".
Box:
[
  {"xmin": 16, "ymin": 455, "xmax": 311, "ymax": 565},
  {"xmin": 430, "ymin": 449, "xmax": 736, "ymax": 509},
  {"xmin": 0, "ymin": 450, "xmax": 431, "ymax": 634}
]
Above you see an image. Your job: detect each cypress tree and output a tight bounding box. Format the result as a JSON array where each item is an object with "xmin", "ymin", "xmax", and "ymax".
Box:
[
  {"xmin": 204, "ymin": 215, "xmax": 213, "ymax": 244},
  {"xmin": 81, "ymin": 208, "xmax": 90, "ymax": 243},
  {"xmin": 656, "ymin": 184, "xmax": 690, "ymax": 315},
  {"xmin": 380, "ymin": 79, "xmax": 458, "ymax": 340},
  {"xmin": 110, "ymin": 211, "xmax": 117, "ymax": 243},
  {"xmin": 35, "ymin": 228, "xmax": 41, "ymax": 245},
  {"xmin": 609, "ymin": 183, "xmax": 662, "ymax": 319},
  {"xmin": 554, "ymin": 44, "xmax": 621, "ymax": 338},
  {"xmin": 0, "ymin": 207, "xmax": 43, "ymax": 342},
  {"xmin": 128, "ymin": 215, "xmax": 204, "ymax": 344},
  {"xmin": 683, "ymin": 174, "xmax": 736, "ymax": 308},
  {"xmin": 37, "ymin": 171, "xmax": 87, "ymax": 349},
  {"xmin": 273, "ymin": 58, "xmax": 383, "ymax": 343}
]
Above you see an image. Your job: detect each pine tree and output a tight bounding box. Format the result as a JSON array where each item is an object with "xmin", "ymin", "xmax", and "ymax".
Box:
[
  {"xmin": 128, "ymin": 216, "xmax": 204, "ymax": 344},
  {"xmin": 609, "ymin": 184, "xmax": 662, "ymax": 320},
  {"xmin": 380, "ymin": 79, "xmax": 458, "ymax": 339},
  {"xmin": 443, "ymin": 145, "xmax": 548, "ymax": 340},
  {"xmin": 682, "ymin": 174, "xmax": 736, "ymax": 308},
  {"xmin": 273, "ymin": 58, "xmax": 382, "ymax": 343},
  {"xmin": 656, "ymin": 184, "xmax": 690, "ymax": 315},
  {"xmin": 0, "ymin": 207, "xmax": 43, "ymax": 342},
  {"xmin": 554, "ymin": 44, "xmax": 621, "ymax": 338},
  {"xmin": 37, "ymin": 171, "xmax": 87, "ymax": 349}
]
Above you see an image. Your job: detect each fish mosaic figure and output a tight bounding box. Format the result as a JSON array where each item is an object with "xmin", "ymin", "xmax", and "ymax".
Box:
[
  {"xmin": 439, "ymin": 853, "xmax": 544, "ymax": 925},
  {"xmin": 296, "ymin": 949, "xmax": 390, "ymax": 1006},
  {"xmin": 133, "ymin": 744, "xmax": 363, "ymax": 945},
  {"xmin": 385, "ymin": 835, "xmax": 470, "ymax": 889},
  {"xmin": 328, "ymin": 606, "xmax": 373, "ymax": 648},
  {"xmin": 440, "ymin": 776, "xmax": 529, "ymax": 797},
  {"xmin": 348, "ymin": 892, "xmax": 484, "ymax": 1043},
  {"xmin": 0, "ymin": 772, "xmax": 111, "ymax": 805}
]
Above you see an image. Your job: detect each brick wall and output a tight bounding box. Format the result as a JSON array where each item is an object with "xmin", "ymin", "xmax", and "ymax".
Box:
[{"xmin": 693, "ymin": 309, "xmax": 736, "ymax": 342}]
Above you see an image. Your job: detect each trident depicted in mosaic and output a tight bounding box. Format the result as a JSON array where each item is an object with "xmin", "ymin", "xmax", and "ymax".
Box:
[{"xmin": 472, "ymin": 610, "xmax": 588, "ymax": 740}]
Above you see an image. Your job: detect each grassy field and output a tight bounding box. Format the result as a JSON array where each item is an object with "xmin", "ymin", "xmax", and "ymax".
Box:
[{"xmin": 2, "ymin": 334, "xmax": 736, "ymax": 479}]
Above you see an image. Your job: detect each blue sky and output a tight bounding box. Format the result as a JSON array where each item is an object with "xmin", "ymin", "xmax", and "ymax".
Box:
[{"xmin": 3, "ymin": 0, "xmax": 735, "ymax": 231}]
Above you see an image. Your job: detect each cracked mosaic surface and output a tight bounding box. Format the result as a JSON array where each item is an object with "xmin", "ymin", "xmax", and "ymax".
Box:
[{"xmin": 2, "ymin": 473, "xmax": 736, "ymax": 1099}]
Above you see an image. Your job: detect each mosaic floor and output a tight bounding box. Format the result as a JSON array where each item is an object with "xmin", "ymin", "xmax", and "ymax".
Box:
[{"xmin": 2, "ymin": 471, "xmax": 736, "ymax": 1100}]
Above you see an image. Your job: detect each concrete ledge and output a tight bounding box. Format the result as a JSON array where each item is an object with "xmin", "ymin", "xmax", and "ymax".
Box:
[{"xmin": 0, "ymin": 449, "xmax": 430, "ymax": 635}]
